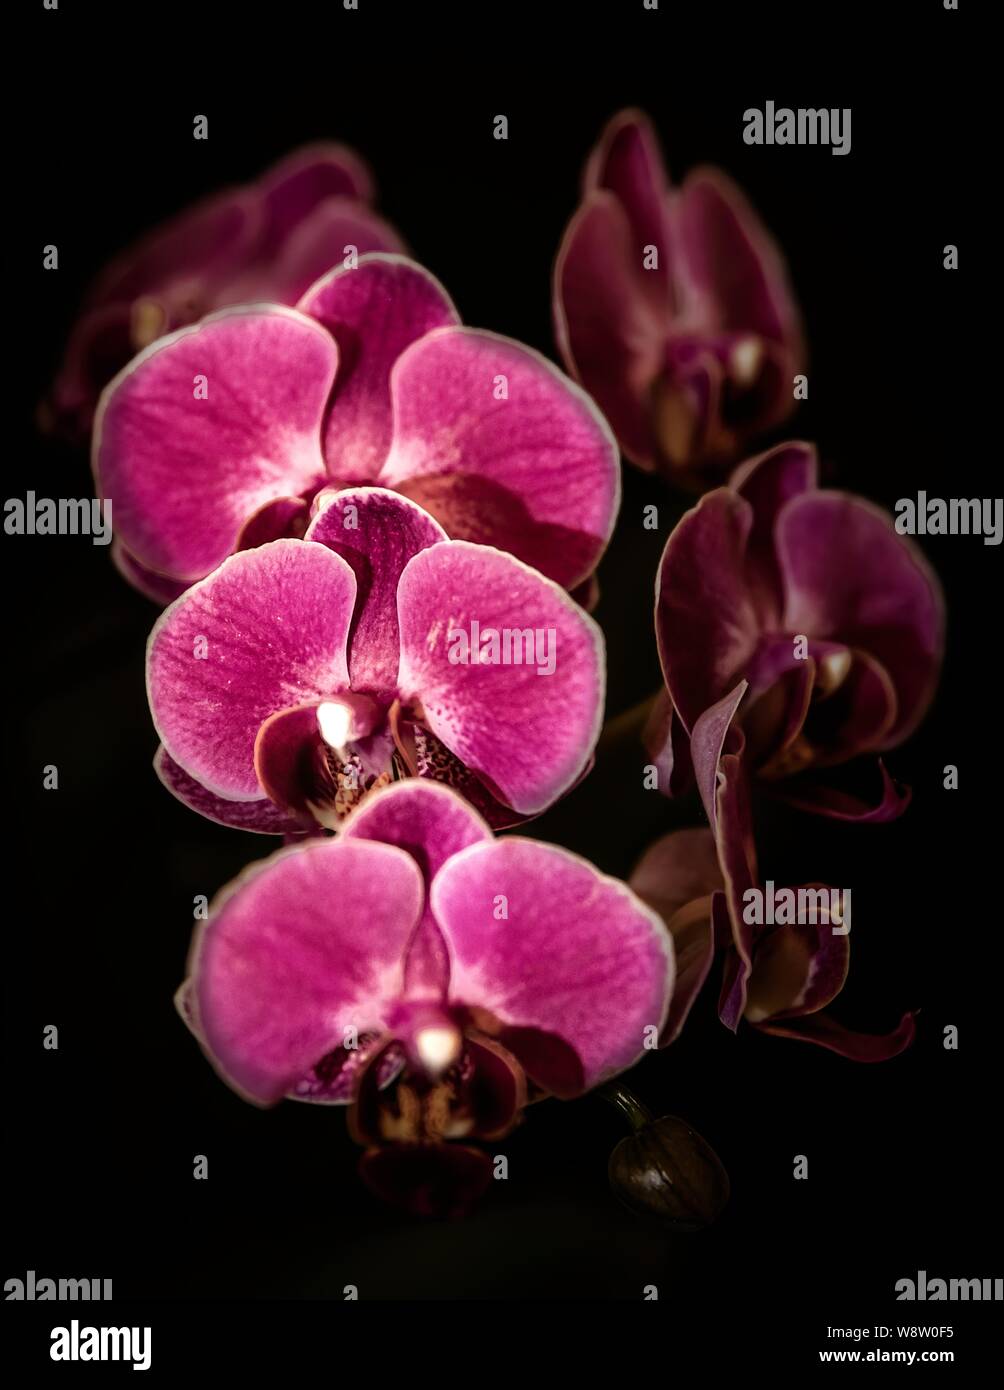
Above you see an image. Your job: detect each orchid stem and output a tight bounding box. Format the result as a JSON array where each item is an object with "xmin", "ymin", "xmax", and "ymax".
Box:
[{"xmin": 599, "ymin": 1081, "xmax": 654, "ymax": 1133}]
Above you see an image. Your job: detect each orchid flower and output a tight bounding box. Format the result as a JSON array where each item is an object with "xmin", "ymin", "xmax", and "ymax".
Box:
[
  {"xmin": 148, "ymin": 488, "xmax": 604, "ymax": 833},
  {"xmin": 47, "ymin": 143, "xmax": 403, "ymax": 440},
  {"xmin": 94, "ymin": 254, "xmax": 618, "ymax": 604},
  {"xmin": 177, "ymin": 779, "xmax": 674, "ymax": 1215},
  {"xmin": 554, "ymin": 108, "xmax": 804, "ymax": 483},
  {"xmin": 650, "ymin": 441, "xmax": 944, "ymax": 820},
  {"xmin": 631, "ymin": 692, "xmax": 916, "ymax": 1061}
]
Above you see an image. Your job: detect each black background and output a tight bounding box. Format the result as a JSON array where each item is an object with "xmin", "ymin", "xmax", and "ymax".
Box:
[{"xmin": 5, "ymin": 0, "xmax": 997, "ymax": 1365}]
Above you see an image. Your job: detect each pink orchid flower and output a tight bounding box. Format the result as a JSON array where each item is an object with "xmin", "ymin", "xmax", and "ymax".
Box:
[
  {"xmin": 94, "ymin": 254, "xmax": 619, "ymax": 604},
  {"xmin": 554, "ymin": 108, "xmax": 804, "ymax": 483},
  {"xmin": 177, "ymin": 779, "xmax": 674, "ymax": 1216},
  {"xmin": 48, "ymin": 143, "xmax": 403, "ymax": 440},
  {"xmin": 148, "ymin": 489, "xmax": 604, "ymax": 833}
]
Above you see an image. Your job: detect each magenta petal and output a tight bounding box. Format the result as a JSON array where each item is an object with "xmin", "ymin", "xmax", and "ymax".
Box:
[
  {"xmin": 381, "ymin": 327, "xmax": 619, "ymax": 589},
  {"xmin": 191, "ymin": 838, "xmax": 423, "ymax": 1104},
  {"xmin": 94, "ymin": 306, "xmax": 337, "ymax": 582},
  {"xmin": 730, "ymin": 441, "xmax": 819, "ymax": 622},
  {"xmin": 341, "ymin": 779, "xmax": 491, "ymax": 884},
  {"xmin": 342, "ymin": 780, "xmax": 493, "ymax": 1000},
  {"xmin": 778, "ymin": 492, "xmax": 945, "ymax": 747},
  {"xmin": 584, "ymin": 108, "xmax": 675, "ymax": 313},
  {"xmin": 396, "ymin": 543, "xmax": 604, "ymax": 815},
  {"xmin": 431, "ymin": 839, "xmax": 674, "ymax": 1094},
  {"xmin": 656, "ymin": 489, "xmax": 759, "ymax": 730},
  {"xmin": 299, "ymin": 256, "xmax": 458, "ymax": 484},
  {"xmin": 757, "ymin": 1010, "xmax": 917, "ymax": 1062},
  {"xmin": 258, "ymin": 200, "xmax": 406, "ymax": 305},
  {"xmin": 553, "ymin": 191, "xmax": 666, "ymax": 471},
  {"xmin": 777, "ymin": 758, "xmax": 912, "ymax": 822},
  {"xmin": 690, "ymin": 680, "xmax": 748, "ymax": 826},
  {"xmin": 147, "ymin": 540, "xmax": 355, "ymax": 800},
  {"xmin": 112, "ymin": 540, "xmax": 190, "ymax": 605},
  {"xmin": 306, "ymin": 488, "xmax": 447, "ymax": 696},
  {"xmin": 154, "ymin": 745, "xmax": 308, "ymax": 836},
  {"xmin": 628, "ymin": 829, "xmax": 720, "ymax": 1046},
  {"xmin": 255, "ymin": 143, "xmax": 376, "ymax": 252},
  {"xmin": 677, "ymin": 167, "xmax": 803, "ymax": 353}
]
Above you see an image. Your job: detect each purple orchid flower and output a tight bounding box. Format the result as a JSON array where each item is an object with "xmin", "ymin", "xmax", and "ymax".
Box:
[
  {"xmin": 93, "ymin": 254, "xmax": 619, "ymax": 605},
  {"xmin": 148, "ymin": 488, "xmax": 604, "ymax": 834},
  {"xmin": 46, "ymin": 143, "xmax": 403, "ymax": 441},
  {"xmin": 553, "ymin": 108, "xmax": 805, "ymax": 483},
  {"xmin": 651, "ymin": 441, "xmax": 945, "ymax": 821},
  {"xmin": 177, "ymin": 779, "xmax": 674, "ymax": 1216},
  {"xmin": 631, "ymin": 702, "xmax": 915, "ymax": 1061}
]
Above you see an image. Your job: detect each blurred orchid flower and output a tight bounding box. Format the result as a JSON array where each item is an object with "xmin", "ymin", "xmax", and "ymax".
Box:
[
  {"xmin": 631, "ymin": 706, "xmax": 916, "ymax": 1061},
  {"xmin": 47, "ymin": 144, "xmax": 403, "ymax": 440},
  {"xmin": 650, "ymin": 442, "xmax": 944, "ymax": 821},
  {"xmin": 554, "ymin": 108, "xmax": 804, "ymax": 483},
  {"xmin": 178, "ymin": 779, "xmax": 674, "ymax": 1215}
]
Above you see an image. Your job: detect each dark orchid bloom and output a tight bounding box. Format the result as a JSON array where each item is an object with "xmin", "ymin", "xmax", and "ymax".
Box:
[
  {"xmin": 651, "ymin": 441, "xmax": 944, "ymax": 821},
  {"xmin": 47, "ymin": 144, "xmax": 403, "ymax": 441},
  {"xmin": 631, "ymin": 695, "xmax": 915, "ymax": 1061},
  {"xmin": 177, "ymin": 779, "xmax": 674, "ymax": 1216},
  {"xmin": 94, "ymin": 254, "xmax": 618, "ymax": 604},
  {"xmin": 148, "ymin": 488, "xmax": 604, "ymax": 833},
  {"xmin": 553, "ymin": 108, "xmax": 804, "ymax": 483}
]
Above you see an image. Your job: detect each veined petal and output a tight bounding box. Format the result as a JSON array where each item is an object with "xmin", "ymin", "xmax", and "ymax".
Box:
[
  {"xmin": 94, "ymin": 306, "xmax": 337, "ymax": 582},
  {"xmin": 306, "ymin": 487, "xmax": 447, "ymax": 696},
  {"xmin": 431, "ymin": 838, "xmax": 674, "ymax": 1094},
  {"xmin": 190, "ymin": 838, "xmax": 424, "ymax": 1104},
  {"xmin": 147, "ymin": 540, "xmax": 355, "ymax": 800},
  {"xmin": 381, "ymin": 327, "xmax": 619, "ymax": 589},
  {"xmin": 299, "ymin": 256, "xmax": 458, "ymax": 484},
  {"xmin": 396, "ymin": 542, "xmax": 604, "ymax": 816}
]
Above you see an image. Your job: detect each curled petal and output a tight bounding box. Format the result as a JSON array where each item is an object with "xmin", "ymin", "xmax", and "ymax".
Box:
[
  {"xmin": 147, "ymin": 540, "xmax": 355, "ymax": 800},
  {"xmin": 756, "ymin": 1010, "xmax": 917, "ymax": 1062},
  {"xmin": 154, "ymin": 745, "xmax": 307, "ymax": 836},
  {"xmin": 396, "ymin": 542, "xmax": 604, "ymax": 816},
  {"xmin": 382, "ymin": 327, "xmax": 619, "ymax": 589},
  {"xmin": 94, "ymin": 306, "xmax": 337, "ymax": 582},
  {"xmin": 744, "ymin": 909, "xmax": 850, "ymax": 1023},
  {"xmin": 431, "ymin": 838, "xmax": 674, "ymax": 1095},
  {"xmin": 776, "ymin": 758, "xmax": 912, "ymax": 822},
  {"xmin": 190, "ymin": 837, "xmax": 424, "ymax": 1104}
]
